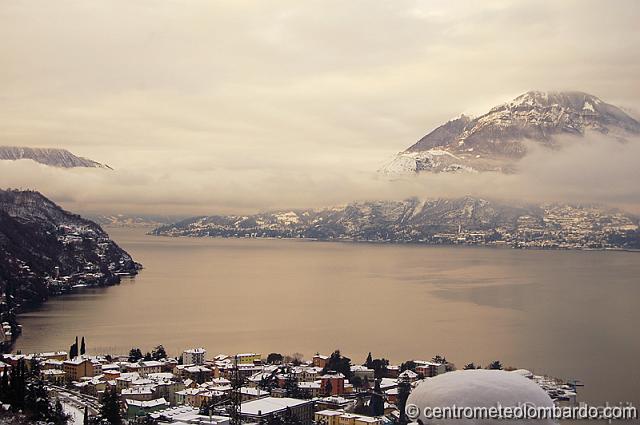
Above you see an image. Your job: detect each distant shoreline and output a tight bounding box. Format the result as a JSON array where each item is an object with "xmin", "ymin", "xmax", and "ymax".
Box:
[{"xmin": 145, "ymin": 231, "xmax": 640, "ymax": 253}]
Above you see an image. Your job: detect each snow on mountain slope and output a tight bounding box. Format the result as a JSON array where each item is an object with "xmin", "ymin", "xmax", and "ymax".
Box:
[
  {"xmin": 0, "ymin": 146, "xmax": 111, "ymax": 169},
  {"xmin": 381, "ymin": 91, "xmax": 640, "ymax": 175}
]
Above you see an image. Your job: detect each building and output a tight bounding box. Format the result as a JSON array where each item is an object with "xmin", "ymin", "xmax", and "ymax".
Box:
[
  {"xmin": 397, "ymin": 370, "xmax": 418, "ymax": 382},
  {"xmin": 149, "ymin": 405, "xmax": 230, "ymax": 425},
  {"xmin": 41, "ymin": 369, "xmax": 66, "ymax": 385},
  {"xmin": 125, "ymin": 398, "xmax": 170, "ymax": 419},
  {"xmin": 121, "ymin": 386, "xmax": 155, "ymax": 402},
  {"xmin": 313, "ymin": 354, "xmax": 329, "ymax": 369},
  {"xmin": 240, "ymin": 397, "xmax": 314, "ymax": 425},
  {"xmin": 350, "ymin": 365, "xmax": 375, "ymax": 380},
  {"xmin": 1, "ymin": 322, "xmax": 12, "ymax": 345},
  {"xmin": 236, "ymin": 353, "xmax": 261, "ymax": 364},
  {"xmin": 315, "ymin": 410, "xmax": 383, "ymax": 425},
  {"xmin": 125, "ymin": 360, "xmax": 163, "ymax": 376},
  {"xmin": 315, "ymin": 396, "xmax": 356, "ymax": 412},
  {"xmin": 320, "ymin": 372, "xmax": 346, "ymax": 395},
  {"xmin": 297, "ymin": 381, "xmax": 322, "ymax": 397},
  {"xmin": 414, "ymin": 361, "xmax": 446, "ymax": 378},
  {"xmin": 182, "ymin": 348, "xmax": 206, "ymax": 365},
  {"xmin": 38, "ymin": 352, "xmax": 68, "ymax": 362},
  {"xmin": 182, "ymin": 365, "xmax": 212, "ymax": 384},
  {"xmin": 238, "ymin": 386, "xmax": 269, "ymax": 401},
  {"xmin": 62, "ymin": 357, "xmax": 95, "ymax": 382}
]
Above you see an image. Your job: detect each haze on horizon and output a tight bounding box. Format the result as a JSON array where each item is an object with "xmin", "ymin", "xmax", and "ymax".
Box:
[{"xmin": 1, "ymin": 0, "xmax": 639, "ymax": 215}]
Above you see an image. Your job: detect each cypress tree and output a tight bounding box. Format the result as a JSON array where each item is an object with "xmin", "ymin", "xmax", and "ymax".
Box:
[
  {"xmin": 0, "ymin": 368, "xmax": 8, "ymax": 401},
  {"xmin": 69, "ymin": 336, "xmax": 79, "ymax": 359},
  {"xmin": 80, "ymin": 336, "xmax": 86, "ymax": 356},
  {"xmin": 365, "ymin": 352, "xmax": 373, "ymax": 368},
  {"xmin": 397, "ymin": 379, "xmax": 411, "ymax": 424},
  {"xmin": 369, "ymin": 379, "xmax": 384, "ymax": 416}
]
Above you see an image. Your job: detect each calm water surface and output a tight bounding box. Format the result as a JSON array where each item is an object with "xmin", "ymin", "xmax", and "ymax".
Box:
[{"xmin": 15, "ymin": 228, "xmax": 640, "ymax": 405}]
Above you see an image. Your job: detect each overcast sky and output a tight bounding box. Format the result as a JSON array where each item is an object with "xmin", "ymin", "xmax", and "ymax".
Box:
[{"xmin": 1, "ymin": 0, "xmax": 639, "ymax": 214}]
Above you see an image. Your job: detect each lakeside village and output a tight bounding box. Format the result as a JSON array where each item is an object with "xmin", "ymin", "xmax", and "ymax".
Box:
[
  {"xmin": 0, "ymin": 343, "xmax": 582, "ymax": 425},
  {"xmin": 163, "ymin": 204, "xmax": 640, "ymax": 251}
]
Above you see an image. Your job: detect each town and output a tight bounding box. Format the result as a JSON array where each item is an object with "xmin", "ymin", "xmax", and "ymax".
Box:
[
  {"xmin": 153, "ymin": 201, "xmax": 640, "ymax": 251},
  {"xmin": 0, "ymin": 344, "xmax": 581, "ymax": 425}
]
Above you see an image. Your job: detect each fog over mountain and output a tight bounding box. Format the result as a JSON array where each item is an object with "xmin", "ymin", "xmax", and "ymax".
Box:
[
  {"xmin": 380, "ymin": 91, "xmax": 640, "ymax": 174},
  {"xmin": 1, "ymin": 1, "xmax": 639, "ymax": 215},
  {"xmin": 1, "ymin": 133, "xmax": 640, "ymax": 215}
]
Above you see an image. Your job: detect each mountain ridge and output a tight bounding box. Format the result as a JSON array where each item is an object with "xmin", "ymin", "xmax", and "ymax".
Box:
[
  {"xmin": 381, "ymin": 91, "xmax": 640, "ymax": 174},
  {"xmin": 0, "ymin": 189, "xmax": 140, "ymax": 347},
  {"xmin": 0, "ymin": 146, "xmax": 111, "ymax": 169}
]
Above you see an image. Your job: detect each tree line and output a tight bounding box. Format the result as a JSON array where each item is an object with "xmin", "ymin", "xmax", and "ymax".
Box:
[{"xmin": 0, "ymin": 359, "xmax": 68, "ymax": 424}]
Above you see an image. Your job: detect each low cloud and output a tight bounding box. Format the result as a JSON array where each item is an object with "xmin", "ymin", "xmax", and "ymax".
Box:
[{"xmin": 1, "ymin": 134, "xmax": 639, "ymax": 216}]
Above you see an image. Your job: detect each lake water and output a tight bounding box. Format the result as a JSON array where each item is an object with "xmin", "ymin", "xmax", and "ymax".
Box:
[{"xmin": 15, "ymin": 228, "xmax": 640, "ymax": 406}]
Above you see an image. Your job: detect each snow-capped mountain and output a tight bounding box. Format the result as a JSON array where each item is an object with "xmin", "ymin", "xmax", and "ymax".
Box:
[
  {"xmin": 0, "ymin": 146, "xmax": 111, "ymax": 169},
  {"xmin": 380, "ymin": 91, "xmax": 640, "ymax": 174}
]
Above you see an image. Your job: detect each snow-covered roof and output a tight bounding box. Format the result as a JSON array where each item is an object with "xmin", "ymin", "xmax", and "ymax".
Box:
[
  {"xmin": 406, "ymin": 370, "xmax": 555, "ymax": 425},
  {"xmin": 240, "ymin": 397, "xmax": 310, "ymax": 415},
  {"xmin": 511, "ymin": 369, "xmax": 534, "ymax": 379},
  {"xmin": 126, "ymin": 398, "xmax": 168, "ymax": 408}
]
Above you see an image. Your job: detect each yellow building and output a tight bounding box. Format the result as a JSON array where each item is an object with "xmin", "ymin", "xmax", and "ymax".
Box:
[
  {"xmin": 316, "ymin": 410, "xmax": 383, "ymax": 425},
  {"xmin": 62, "ymin": 358, "xmax": 94, "ymax": 382},
  {"xmin": 236, "ymin": 353, "xmax": 261, "ymax": 364},
  {"xmin": 38, "ymin": 352, "xmax": 69, "ymax": 362},
  {"xmin": 41, "ymin": 369, "xmax": 66, "ymax": 385}
]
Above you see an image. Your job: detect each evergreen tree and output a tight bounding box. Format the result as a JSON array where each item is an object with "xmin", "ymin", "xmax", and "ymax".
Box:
[
  {"xmin": 53, "ymin": 399, "xmax": 69, "ymax": 425},
  {"xmin": 463, "ymin": 363, "xmax": 478, "ymax": 370},
  {"xmin": 100, "ymin": 386, "xmax": 122, "ymax": 425},
  {"xmin": 322, "ymin": 350, "xmax": 352, "ymax": 379},
  {"xmin": 69, "ymin": 341, "xmax": 78, "ymax": 359},
  {"xmin": 369, "ymin": 379, "xmax": 384, "ymax": 417},
  {"xmin": 29, "ymin": 356, "xmax": 41, "ymax": 377},
  {"xmin": 80, "ymin": 336, "xmax": 86, "ymax": 356},
  {"xmin": 362, "ymin": 376, "xmax": 370, "ymax": 390},
  {"xmin": 9, "ymin": 359, "xmax": 27, "ymax": 408},
  {"xmin": 400, "ymin": 360, "xmax": 416, "ymax": 372},
  {"xmin": 143, "ymin": 351, "xmax": 152, "ymax": 361},
  {"xmin": 365, "ymin": 352, "xmax": 373, "ymax": 368},
  {"xmin": 128, "ymin": 348, "xmax": 143, "ymax": 362},
  {"xmin": 25, "ymin": 378, "xmax": 52, "ymax": 421},
  {"xmin": 397, "ymin": 379, "xmax": 411, "ymax": 425},
  {"xmin": 370, "ymin": 358, "xmax": 389, "ymax": 379},
  {"xmin": 488, "ymin": 360, "xmax": 503, "ymax": 370},
  {"xmin": 432, "ymin": 355, "xmax": 445, "ymax": 364},
  {"xmin": 0, "ymin": 368, "xmax": 9, "ymax": 401},
  {"xmin": 267, "ymin": 353, "xmax": 283, "ymax": 364},
  {"xmin": 152, "ymin": 345, "xmax": 167, "ymax": 360},
  {"xmin": 350, "ymin": 375, "xmax": 363, "ymax": 389}
]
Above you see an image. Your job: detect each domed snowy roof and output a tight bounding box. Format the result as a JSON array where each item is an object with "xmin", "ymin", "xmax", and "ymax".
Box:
[
  {"xmin": 406, "ymin": 370, "xmax": 555, "ymax": 424},
  {"xmin": 511, "ymin": 369, "xmax": 534, "ymax": 379}
]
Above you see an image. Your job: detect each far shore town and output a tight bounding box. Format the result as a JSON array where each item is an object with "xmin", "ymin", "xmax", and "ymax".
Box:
[{"xmin": 0, "ymin": 343, "xmax": 582, "ymax": 424}]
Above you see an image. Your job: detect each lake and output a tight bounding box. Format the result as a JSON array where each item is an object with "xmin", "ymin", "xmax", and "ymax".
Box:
[{"xmin": 15, "ymin": 227, "xmax": 640, "ymax": 406}]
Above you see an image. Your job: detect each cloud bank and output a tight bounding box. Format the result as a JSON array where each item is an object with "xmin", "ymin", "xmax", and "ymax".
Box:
[{"xmin": 1, "ymin": 135, "xmax": 639, "ymax": 215}]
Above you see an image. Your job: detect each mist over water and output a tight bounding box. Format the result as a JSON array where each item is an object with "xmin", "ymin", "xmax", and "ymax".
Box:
[{"xmin": 15, "ymin": 228, "xmax": 640, "ymax": 406}]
